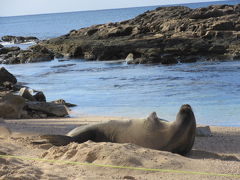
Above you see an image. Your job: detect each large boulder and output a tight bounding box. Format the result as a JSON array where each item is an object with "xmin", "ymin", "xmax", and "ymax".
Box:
[
  {"xmin": 0, "ymin": 67, "xmax": 17, "ymax": 85},
  {"xmin": 26, "ymin": 101, "xmax": 69, "ymax": 117},
  {"xmin": 0, "ymin": 94, "xmax": 25, "ymax": 119},
  {"xmin": 19, "ymin": 87, "xmax": 36, "ymax": 101}
]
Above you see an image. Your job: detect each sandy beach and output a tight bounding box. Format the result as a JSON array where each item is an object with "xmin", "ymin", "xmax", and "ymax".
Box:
[
  {"xmin": 0, "ymin": 116, "xmax": 239, "ymax": 180},
  {"xmin": 1, "ymin": 1, "xmax": 240, "ymax": 180}
]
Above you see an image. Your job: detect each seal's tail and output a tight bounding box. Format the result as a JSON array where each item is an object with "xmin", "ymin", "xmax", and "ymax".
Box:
[{"xmin": 32, "ymin": 135, "xmax": 74, "ymax": 146}]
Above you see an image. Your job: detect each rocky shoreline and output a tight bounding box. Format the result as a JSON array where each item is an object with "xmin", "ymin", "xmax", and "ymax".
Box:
[
  {"xmin": 0, "ymin": 67, "xmax": 75, "ymax": 119},
  {"xmin": 0, "ymin": 4, "xmax": 240, "ymax": 65},
  {"xmin": 40, "ymin": 4, "xmax": 240, "ymax": 64},
  {"xmin": 0, "ymin": 44, "xmax": 55, "ymax": 64}
]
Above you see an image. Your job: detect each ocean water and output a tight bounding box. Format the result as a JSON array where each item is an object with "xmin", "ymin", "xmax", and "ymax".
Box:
[
  {"xmin": 3, "ymin": 60, "xmax": 240, "ymax": 127},
  {"xmin": 1, "ymin": 0, "xmax": 240, "ymax": 126}
]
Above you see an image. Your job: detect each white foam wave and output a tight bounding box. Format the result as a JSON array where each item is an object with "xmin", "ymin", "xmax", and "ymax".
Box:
[
  {"xmin": 0, "ymin": 41, "xmax": 15, "ymax": 46},
  {"xmin": 0, "ymin": 41, "xmax": 36, "ymax": 48}
]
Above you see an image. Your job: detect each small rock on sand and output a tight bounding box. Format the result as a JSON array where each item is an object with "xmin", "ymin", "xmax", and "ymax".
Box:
[{"xmin": 196, "ymin": 126, "xmax": 212, "ymax": 137}]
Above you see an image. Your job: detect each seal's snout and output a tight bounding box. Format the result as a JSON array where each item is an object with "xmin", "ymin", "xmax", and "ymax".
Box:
[
  {"xmin": 181, "ymin": 104, "xmax": 192, "ymax": 109},
  {"xmin": 180, "ymin": 104, "xmax": 192, "ymax": 112},
  {"xmin": 178, "ymin": 104, "xmax": 195, "ymax": 120}
]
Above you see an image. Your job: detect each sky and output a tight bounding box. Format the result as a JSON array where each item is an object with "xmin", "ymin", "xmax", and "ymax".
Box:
[{"xmin": 1, "ymin": 0, "xmax": 222, "ymax": 17}]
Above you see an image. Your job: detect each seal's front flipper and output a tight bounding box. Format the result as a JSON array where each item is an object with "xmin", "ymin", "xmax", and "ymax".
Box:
[{"xmin": 32, "ymin": 135, "xmax": 74, "ymax": 146}]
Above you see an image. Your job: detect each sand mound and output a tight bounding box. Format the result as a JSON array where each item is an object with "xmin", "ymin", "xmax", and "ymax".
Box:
[
  {"xmin": 42, "ymin": 141, "xmax": 192, "ymax": 169},
  {"xmin": 0, "ymin": 157, "xmax": 42, "ymax": 180},
  {"xmin": 1, "ymin": 117, "xmax": 240, "ymax": 179}
]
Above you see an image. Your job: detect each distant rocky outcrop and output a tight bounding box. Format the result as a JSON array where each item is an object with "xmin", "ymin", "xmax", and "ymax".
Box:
[
  {"xmin": 0, "ymin": 67, "xmax": 71, "ymax": 119},
  {"xmin": 40, "ymin": 4, "xmax": 240, "ymax": 64},
  {"xmin": 0, "ymin": 44, "xmax": 55, "ymax": 64},
  {"xmin": 1, "ymin": 35, "xmax": 39, "ymax": 44}
]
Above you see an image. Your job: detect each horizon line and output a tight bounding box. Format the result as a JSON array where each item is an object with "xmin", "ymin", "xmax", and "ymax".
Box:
[{"xmin": 0, "ymin": 0, "xmax": 226, "ymax": 18}]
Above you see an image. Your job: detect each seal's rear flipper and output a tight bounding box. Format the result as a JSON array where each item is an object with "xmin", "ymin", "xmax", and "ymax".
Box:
[
  {"xmin": 147, "ymin": 112, "xmax": 158, "ymax": 121},
  {"xmin": 32, "ymin": 135, "xmax": 74, "ymax": 146}
]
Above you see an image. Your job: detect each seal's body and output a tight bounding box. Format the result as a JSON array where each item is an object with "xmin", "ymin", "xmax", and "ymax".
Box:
[{"xmin": 41, "ymin": 104, "xmax": 196, "ymax": 155}]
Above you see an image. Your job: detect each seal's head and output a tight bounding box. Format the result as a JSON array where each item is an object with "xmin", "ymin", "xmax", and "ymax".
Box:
[
  {"xmin": 179, "ymin": 104, "xmax": 192, "ymax": 112},
  {"xmin": 177, "ymin": 104, "xmax": 195, "ymax": 124}
]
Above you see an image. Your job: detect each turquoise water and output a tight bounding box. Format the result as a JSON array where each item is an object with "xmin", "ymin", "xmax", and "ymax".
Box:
[{"xmin": 1, "ymin": 0, "xmax": 240, "ymax": 126}]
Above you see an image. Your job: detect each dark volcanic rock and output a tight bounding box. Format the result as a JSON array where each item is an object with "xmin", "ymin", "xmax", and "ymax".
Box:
[
  {"xmin": 26, "ymin": 101, "xmax": 69, "ymax": 117},
  {"xmin": 1, "ymin": 35, "xmax": 39, "ymax": 44},
  {"xmin": 0, "ymin": 47, "xmax": 20, "ymax": 55},
  {"xmin": 0, "ymin": 68, "xmax": 73, "ymax": 119},
  {"xmin": 0, "ymin": 67, "xmax": 17, "ymax": 85},
  {"xmin": 33, "ymin": 91, "xmax": 46, "ymax": 102},
  {"xmin": 19, "ymin": 87, "xmax": 36, "ymax": 101},
  {"xmin": 40, "ymin": 4, "xmax": 240, "ymax": 64},
  {"xmin": 0, "ymin": 44, "xmax": 54, "ymax": 64}
]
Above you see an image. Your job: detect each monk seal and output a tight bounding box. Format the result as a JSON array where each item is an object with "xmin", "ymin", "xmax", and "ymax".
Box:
[{"xmin": 39, "ymin": 104, "xmax": 196, "ymax": 155}]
